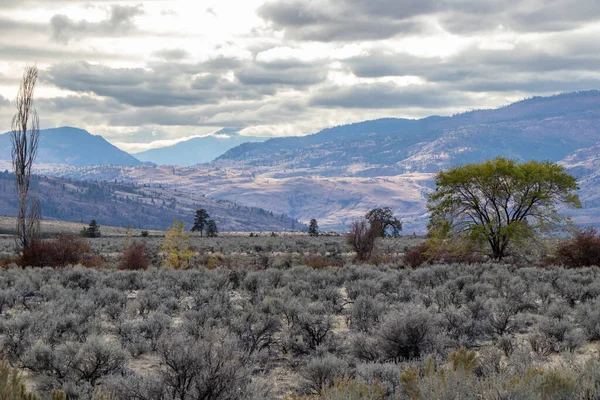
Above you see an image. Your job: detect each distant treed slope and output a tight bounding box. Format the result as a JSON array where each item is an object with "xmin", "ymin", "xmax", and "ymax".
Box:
[
  {"xmin": 0, "ymin": 127, "xmax": 142, "ymax": 167},
  {"xmin": 0, "ymin": 171, "xmax": 301, "ymax": 232},
  {"xmin": 218, "ymin": 91, "xmax": 600, "ymax": 175},
  {"xmin": 134, "ymin": 128, "xmax": 267, "ymax": 166}
]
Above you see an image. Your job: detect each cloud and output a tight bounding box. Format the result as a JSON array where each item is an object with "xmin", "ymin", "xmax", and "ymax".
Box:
[
  {"xmin": 1, "ymin": 0, "xmax": 600, "ymax": 152},
  {"xmin": 151, "ymin": 48, "xmax": 190, "ymax": 61},
  {"xmin": 258, "ymin": 0, "xmax": 426, "ymax": 41},
  {"xmin": 51, "ymin": 4, "xmax": 144, "ymax": 44},
  {"xmin": 342, "ymin": 36, "xmax": 600, "ymax": 96},
  {"xmin": 115, "ymin": 134, "xmax": 209, "ymax": 153},
  {"xmin": 309, "ymin": 82, "xmax": 472, "ymax": 109},
  {"xmin": 258, "ymin": 0, "xmax": 600, "ymax": 42},
  {"xmin": 236, "ymin": 64, "xmax": 328, "ymax": 86},
  {"xmin": 0, "ymin": 94, "xmax": 10, "ymax": 108},
  {"xmin": 46, "ymin": 61, "xmax": 234, "ymax": 107}
]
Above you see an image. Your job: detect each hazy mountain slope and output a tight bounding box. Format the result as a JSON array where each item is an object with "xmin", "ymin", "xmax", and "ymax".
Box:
[
  {"xmin": 0, "ymin": 171, "xmax": 300, "ymax": 232},
  {"xmin": 134, "ymin": 128, "xmax": 267, "ymax": 166},
  {"xmin": 219, "ymin": 91, "xmax": 600, "ymax": 174},
  {"xmin": 0, "ymin": 127, "xmax": 142, "ymax": 167}
]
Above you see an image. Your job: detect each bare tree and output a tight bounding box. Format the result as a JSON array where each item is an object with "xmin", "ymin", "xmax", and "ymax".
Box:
[
  {"xmin": 347, "ymin": 218, "xmax": 378, "ymax": 261},
  {"xmin": 11, "ymin": 65, "xmax": 40, "ymax": 250}
]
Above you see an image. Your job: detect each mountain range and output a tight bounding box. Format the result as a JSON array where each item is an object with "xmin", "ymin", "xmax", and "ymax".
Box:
[
  {"xmin": 3, "ymin": 90, "xmax": 600, "ymax": 232},
  {"xmin": 41, "ymin": 91, "xmax": 600, "ymax": 232},
  {"xmin": 133, "ymin": 128, "xmax": 267, "ymax": 166}
]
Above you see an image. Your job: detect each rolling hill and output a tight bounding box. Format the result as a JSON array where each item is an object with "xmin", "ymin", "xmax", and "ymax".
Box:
[{"xmin": 0, "ymin": 171, "xmax": 301, "ymax": 232}]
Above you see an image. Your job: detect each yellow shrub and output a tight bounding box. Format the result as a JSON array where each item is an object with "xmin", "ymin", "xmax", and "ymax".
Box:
[{"xmin": 161, "ymin": 220, "xmax": 194, "ymax": 269}]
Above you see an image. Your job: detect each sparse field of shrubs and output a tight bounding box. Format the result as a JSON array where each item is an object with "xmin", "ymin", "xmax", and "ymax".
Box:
[{"xmin": 1, "ymin": 231, "xmax": 600, "ymax": 399}]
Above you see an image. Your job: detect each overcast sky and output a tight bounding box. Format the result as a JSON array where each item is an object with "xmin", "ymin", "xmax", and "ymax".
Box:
[{"xmin": 0, "ymin": 0, "xmax": 599, "ymax": 153}]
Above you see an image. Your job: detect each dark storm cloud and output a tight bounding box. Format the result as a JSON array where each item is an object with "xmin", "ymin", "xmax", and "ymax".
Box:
[
  {"xmin": 258, "ymin": 0, "xmax": 600, "ymax": 41},
  {"xmin": 51, "ymin": 4, "xmax": 144, "ymax": 44},
  {"xmin": 309, "ymin": 82, "xmax": 471, "ymax": 109}
]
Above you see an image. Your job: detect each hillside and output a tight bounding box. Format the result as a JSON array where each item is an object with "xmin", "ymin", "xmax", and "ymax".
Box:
[
  {"xmin": 0, "ymin": 171, "xmax": 301, "ymax": 232},
  {"xmin": 218, "ymin": 91, "xmax": 600, "ymax": 175},
  {"xmin": 0, "ymin": 127, "xmax": 142, "ymax": 167},
  {"xmin": 36, "ymin": 91, "xmax": 600, "ymax": 232},
  {"xmin": 134, "ymin": 128, "xmax": 267, "ymax": 166}
]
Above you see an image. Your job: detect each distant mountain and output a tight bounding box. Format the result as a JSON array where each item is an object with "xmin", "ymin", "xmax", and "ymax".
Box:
[
  {"xmin": 38, "ymin": 91, "xmax": 600, "ymax": 231},
  {"xmin": 0, "ymin": 127, "xmax": 142, "ymax": 167},
  {"xmin": 0, "ymin": 171, "xmax": 301, "ymax": 232},
  {"xmin": 218, "ymin": 91, "xmax": 600, "ymax": 175},
  {"xmin": 134, "ymin": 128, "xmax": 267, "ymax": 166}
]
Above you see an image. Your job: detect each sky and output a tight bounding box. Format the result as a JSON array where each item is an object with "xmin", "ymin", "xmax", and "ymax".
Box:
[{"xmin": 0, "ymin": 0, "xmax": 599, "ymax": 153}]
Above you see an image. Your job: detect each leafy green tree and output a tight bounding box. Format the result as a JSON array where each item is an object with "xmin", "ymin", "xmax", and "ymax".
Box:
[
  {"xmin": 308, "ymin": 219, "xmax": 319, "ymax": 236},
  {"xmin": 191, "ymin": 209, "xmax": 209, "ymax": 236},
  {"xmin": 427, "ymin": 157, "xmax": 581, "ymax": 260},
  {"xmin": 365, "ymin": 207, "xmax": 402, "ymax": 237},
  {"xmin": 206, "ymin": 219, "xmax": 218, "ymax": 237},
  {"xmin": 81, "ymin": 219, "xmax": 101, "ymax": 238}
]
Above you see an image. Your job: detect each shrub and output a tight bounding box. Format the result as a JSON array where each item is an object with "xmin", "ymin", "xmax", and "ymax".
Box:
[
  {"xmin": 551, "ymin": 228, "xmax": 600, "ymax": 267},
  {"xmin": 293, "ymin": 305, "xmax": 333, "ymax": 353},
  {"xmin": 20, "ymin": 234, "xmax": 102, "ymax": 268},
  {"xmin": 378, "ymin": 308, "xmax": 439, "ymax": 361},
  {"xmin": 301, "ymin": 355, "xmax": 349, "ymax": 394},
  {"xmin": 350, "ymin": 333, "xmax": 380, "ymax": 362},
  {"xmin": 207, "ymin": 252, "xmax": 227, "ymax": 270},
  {"xmin": 347, "ymin": 219, "xmax": 377, "ymax": 262},
  {"xmin": 304, "ymin": 255, "xmax": 331, "ymax": 269},
  {"xmin": 356, "ymin": 363, "xmax": 403, "ymax": 396},
  {"xmin": 576, "ymin": 298, "xmax": 600, "ymax": 340},
  {"xmin": 349, "ymin": 295, "xmax": 385, "ymax": 333},
  {"xmin": 140, "ymin": 230, "xmax": 149, "ymax": 237},
  {"xmin": 120, "ymin": 242, "xmax": 149, "ymax": 270},
  {"xmin": 404, "ymin": 242, "xmax": 429, "ymax": 268},
  {"xmin": 287, "ymin": 377, "xmax": 385, "ymax": 400},
  {"xmin": 0, "ymin": 359, "xmax": 69, "ymax": 400},
  {"xmin": 155, "ymin": 331, "xmax": 250, "ymax": 400},
  {"xmin": 448, "ymin": 347, "xmax": 478, "ymax": 373}
]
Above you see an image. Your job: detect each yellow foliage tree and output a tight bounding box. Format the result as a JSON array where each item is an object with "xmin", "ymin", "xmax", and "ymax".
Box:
[{"xmin": 161, "ymin": 220, "xmax": 194, "ymax": 269}]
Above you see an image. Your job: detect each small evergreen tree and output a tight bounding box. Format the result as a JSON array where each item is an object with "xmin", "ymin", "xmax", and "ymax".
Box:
[
  {"xmin": 206, "ymin": 220, "xmax": 218, "ymax": 237},
  {"xmin": 308, "ymin": 219, "xmax": 319, "ymax": 236},
  {"xmin": 191, "ymin": 209, "xmax": 209, "ymax": 236},
  {"xmin": 81, "ymin": 219, "xmax": 101, "ymax": 238}
]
